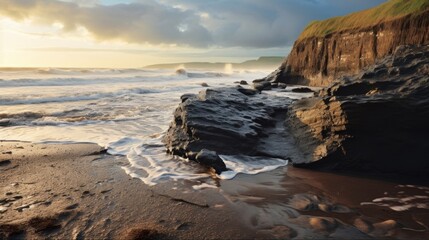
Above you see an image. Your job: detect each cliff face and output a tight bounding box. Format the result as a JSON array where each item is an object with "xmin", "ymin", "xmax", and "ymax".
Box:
[
  {"xmin": 270, "ymin": 10, "xmax": 429, "ymax": 87},
  {"xmin": 287, "ymin": 45, "xmax": 429, "ymax": 174}
]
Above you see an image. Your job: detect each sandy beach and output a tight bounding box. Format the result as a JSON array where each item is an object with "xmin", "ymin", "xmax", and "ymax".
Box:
[
  {"xmin": 2, "ymin": 141, "xmax": 429, "ymax": 239},
  {"xmin": 0, "ymin": 141, "xmax": 251, "ymax": 239}
]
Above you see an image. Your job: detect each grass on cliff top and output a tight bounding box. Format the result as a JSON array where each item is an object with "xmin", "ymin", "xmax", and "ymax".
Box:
[{"xmin": 299, "ymin": 0, "xmax": 429, "ymax": 40}]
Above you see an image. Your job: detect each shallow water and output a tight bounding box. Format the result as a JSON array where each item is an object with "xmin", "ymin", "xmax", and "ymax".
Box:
[{"xmin": 0, "ymin": 67, "xmax": 310, "ymax": 185}]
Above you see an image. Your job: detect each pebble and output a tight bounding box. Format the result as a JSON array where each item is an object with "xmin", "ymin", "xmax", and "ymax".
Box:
[
  {"xmin": 0, "ymin": 206, "xmax": 7, "ymax": 213},
  {"xmin": 309, "ymin": 217, "xmax": 338, "ymax": 231},
  {"xmin": 353, "ymin": 218, "xmax": 373, "ymax": 233},
  {"xmin": 373, "ymin": 219, "xmax": 398, "ymax": 232}
]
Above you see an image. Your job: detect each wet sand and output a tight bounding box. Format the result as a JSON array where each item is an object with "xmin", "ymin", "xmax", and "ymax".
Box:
[
  {"xmin": 1, "ymin": 141, "xmax": 429, "ymax": 239},
  {"xmin": 0, "ymin": 141, "xmax": 249, "ymax": 239}
]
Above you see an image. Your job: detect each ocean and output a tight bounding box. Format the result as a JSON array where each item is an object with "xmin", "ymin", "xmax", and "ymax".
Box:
[{"xmin": 0, "ymin": 67, "xmax": 307, "ymax": 186}]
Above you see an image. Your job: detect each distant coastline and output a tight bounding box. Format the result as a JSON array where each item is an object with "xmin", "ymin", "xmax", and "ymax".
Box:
[{"xmin": 144, "ymin": 56, "xmax": 284, "ymax": 70}]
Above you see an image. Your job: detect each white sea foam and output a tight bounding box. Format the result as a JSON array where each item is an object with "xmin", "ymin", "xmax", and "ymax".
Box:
[
  {"xmin": 361, "ymin": 191, "xmax": 429, "ymax": 212},
  {"xmin": 219, "ymin": 155, "xmax": 289, "ymax": 180},
  {"xmin": 0, "ymin": 68, "xmax": 297, "ymax": 186}
]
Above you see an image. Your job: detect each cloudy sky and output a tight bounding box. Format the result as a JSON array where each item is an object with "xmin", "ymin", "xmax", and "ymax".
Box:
[{"xmin": 0, "ymin": 0, "xmax": 386, "ymax": 67}]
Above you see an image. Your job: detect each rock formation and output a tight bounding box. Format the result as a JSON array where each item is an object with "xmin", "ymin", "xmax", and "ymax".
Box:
[
  {"xmin": 163, "ymin": 87, "xmax": 293, "ymax": 172},
  {"xmin": 267, "ymin": 0, "xmax": 429, "ymax": 86},
  {"xmin": 164, "ymin": 0, "xmax": 429, "ymax": 176},
  {"xmin": 287, "ymin": 45, "xmax": 429, "ymax": 174}
]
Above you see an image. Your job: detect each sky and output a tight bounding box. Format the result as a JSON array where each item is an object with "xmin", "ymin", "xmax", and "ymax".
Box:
[{"xmin": 0, "ymin": 0, "xmax": 386, "ymax": 68}]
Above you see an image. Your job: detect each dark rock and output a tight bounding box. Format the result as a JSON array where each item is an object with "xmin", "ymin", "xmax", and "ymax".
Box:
[
  {"xmin": 239, "ymin": 80, "xmax": 248, "ymax": 85},
  {"xmin": 252, "ymin": 78, "xmax": 267, "ymax": 83},
  {"xmin": 201, "ymin": 83, "xmax": 209, "ymax": 87},
  {"xmin": 0, "ymin": 160, "xmax": 11, "ymax": 166},
  {"xmin": 163, "ymin": 87, "xmax": 292, "ymax": 171},
  {"xmin": 253, "ymin": 81, "xmax": 272, "ymax": 92},
  {"xmin": 180, "ymin": 94, "xmax": 196, "ymax": 103},
  {"xmin": 291, "ymin": 87, "xmax": 314, "ymax": 93},
  {"xmin": 237, "ymin": 87, "xmax": 258, "ymax": 96},
  {"xmin": 287, "ymin": 45, "xmax": 429, "ymax": 175},
  {"xmin": 195, "ymin": 149, "xmax": 227, "ymax": 174}
]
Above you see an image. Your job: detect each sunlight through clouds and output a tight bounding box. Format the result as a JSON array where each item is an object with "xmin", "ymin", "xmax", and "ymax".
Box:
[{"xmin": 0, "ymin": 0, "xmax": 386, "ymax": 67}]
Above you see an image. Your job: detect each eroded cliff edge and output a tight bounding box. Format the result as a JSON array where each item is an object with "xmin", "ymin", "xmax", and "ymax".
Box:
[
  {"xmin": 287, "ymin": 45, "xmax": 429, "ymax": 174},
  {"xmin": 267, "ymin": 1, "xmax": 429, "ymax": 87}
]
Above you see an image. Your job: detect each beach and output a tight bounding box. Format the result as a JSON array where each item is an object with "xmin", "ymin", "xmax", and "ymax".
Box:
[
  {"xmin": 2, "ymin": 141, "xmax": 429, "ymax": 239},
  {"xmin": 0, "ymin": 141, "xmax": 252, "ymax": 239}
]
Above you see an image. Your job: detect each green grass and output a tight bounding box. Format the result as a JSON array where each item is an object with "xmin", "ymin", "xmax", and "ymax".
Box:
[{"xmin": 299, "ymin": 0, "xmax": 429, "ymax": 40}]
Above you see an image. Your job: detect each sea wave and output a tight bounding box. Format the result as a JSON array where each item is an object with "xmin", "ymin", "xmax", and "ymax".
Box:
[
  {"xmin": 0, "ymin": 87, "xmax": 156, "ymax": 105},
  {"xmin": 174, "ymin": 68, "xmax": 229, "ymax": 78}
]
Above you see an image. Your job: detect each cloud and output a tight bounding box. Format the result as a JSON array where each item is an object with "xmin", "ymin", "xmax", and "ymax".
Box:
[
  {"xmin": 0, "ymin": 0, "xmax": 212, "ymax": 47},
  {"xmin": 0, "ymin": 0, "xmax": 386, "ymax": 48},
  {"xmin": 160, "ymin": 0, "xmax": 386, "ymax": 47}
]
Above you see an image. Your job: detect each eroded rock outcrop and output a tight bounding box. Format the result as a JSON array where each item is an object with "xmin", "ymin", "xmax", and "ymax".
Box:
[
  {"xmin": 287, "ymin": 45, "xmax": 429, "ymax": 174},
  {"xmin": 267, "ymin": 3, "xmax": 429, "ymax": 87},
  {"xmin": 163, "ymin": 87, "xmax": 293, "ymax": 172}
]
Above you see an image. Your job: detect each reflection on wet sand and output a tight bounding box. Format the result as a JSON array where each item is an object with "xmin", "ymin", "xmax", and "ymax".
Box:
[{"xmin": 218, "ymin": 167, "xmax": 429, "ymax": 239}]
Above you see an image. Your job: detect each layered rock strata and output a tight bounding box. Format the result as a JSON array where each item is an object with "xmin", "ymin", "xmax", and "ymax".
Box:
[
  {"xmin": 267, "ymin": 9, "xmax": 429, "ymax": 87},
  {"xmin": 286, "ymin": 45, "xmax": 429, "ymax": 174}
]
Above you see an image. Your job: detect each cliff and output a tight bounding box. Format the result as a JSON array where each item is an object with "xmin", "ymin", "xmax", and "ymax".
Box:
[
  {"xmin": 268, "ymin": 0, "xmax": 429, "ymax": 87},
  {"xmin": 287, "ymin": 45, "xmax": 429, "ymax": 174}
]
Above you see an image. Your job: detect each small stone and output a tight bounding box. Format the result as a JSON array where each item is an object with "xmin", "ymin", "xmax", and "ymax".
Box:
[
  {"xmin": 201, "ymin": 83, "xmax": 209, "ymax": 87},
  {"xmin": 353, "ymin": 218, "xmax": 373, "ymax": 233},
  {"xmin": 291, "ymin": 87, "xmax": 314, "ymax": 93},
  {"xmin": 0, "ymin": 206, "xmax": 8, "ymax": 213},
  {"xmin": 237, "ymin": 88, "xmax": 258, "ymax": 96},
  {"xmin": 195, "ymin": 149, "xmax": 227, "ymax": 174},
  {"xmin": 253, "ymin": 81, "xmax": 272, "ymax": 92},
  {"xmin": 373, "ymin": 219, "xmax": 398, "ymax": 232},
  {"xmin": 309, "ymin": 217, "xmax": 338, "ymax": 231}
]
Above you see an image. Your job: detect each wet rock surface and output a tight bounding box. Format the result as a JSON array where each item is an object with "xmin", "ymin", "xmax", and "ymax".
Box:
[
  {"xmin": 291, "ymin": 87, "xmax": 314, "ymax": 93},
  {"xmin": 287, "ymin": 45, "xmax": 429, "ymax": 174},
  {"xmin": 163, "ymin": 86, "xmax": 293, "ymax": 171},
  {"xmin": 195, "ymin": 149, "xmax": 227, "ymax": 174}
]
